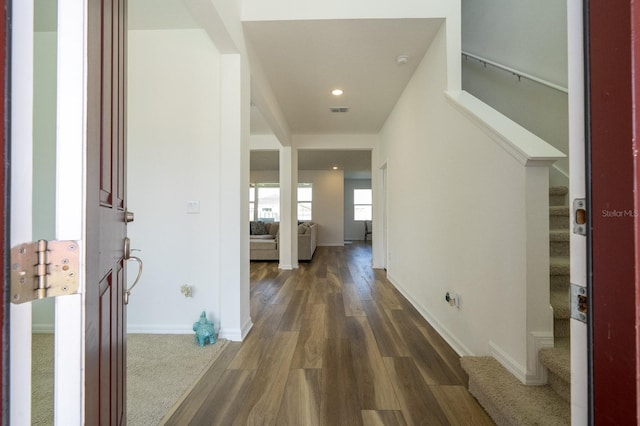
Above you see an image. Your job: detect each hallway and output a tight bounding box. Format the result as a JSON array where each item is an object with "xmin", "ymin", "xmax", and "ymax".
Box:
[{"xmin": 165, "ymin": 244, "xmax": 494, "ymax": 425}]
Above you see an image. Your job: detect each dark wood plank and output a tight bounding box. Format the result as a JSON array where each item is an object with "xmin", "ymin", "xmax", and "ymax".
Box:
[
  {"xmin": 417, "ymin": 325, "xmax": 468, "ymax": 386},
  {"xmin": 228, "ymin": 304, "xmax": 287, "ymax": 370},
  {"xmin": 325, "ymin": 292, "xmax": 349, "ymax": 340},
  {"xmin": 431, "ymin": 385, "xmax": 495, "ymax": 425},
  {"xmin": 361, "ymin": 410, "xmax": 408, "ymax": 426},
  {"xmin": 232, "ymin": 331, "xmax": 299, "ymax": 425},
  {"xmin": 342, "ymin": 282, "xmax": 366, "ymax": 317},
  {"xmin": 361, "ymin": 300, "xmax": 411, "ymax": 357},
  {"xmin": 306, "ymin": 277, "xmax": 328, "ymax": 304},
  {"xmin": 270, "ymin": 273, "xmax": 301, "ymax": 305},
  {"xmin": 291, "ymin": 303, "xmax": 326, "ymax": 369},
  {"xmin": 320, "ymin": 338, "xmax": 363, "ymax": 425},
  {"xmin": 173, "ymin": 369, "xmax": 255, "ymax": 426},
  {"xmin": 388, "ymin": 309, "xmax": 462, "ymax": 385},
  {"xmin": 371, "ymin": 278, "xmax": 403, "ymax": 310},
  {"xmin": 347, "ymin": 316, "xmax": 400, "ymax": 410},
  {"xmin": 278, "ymin": 290, "xmax": 311, "ymax": 331},
  {"xmin": 276, "ymin": 369, "xmax": 321, "ymax": 425},
  {"xmin": 162, "ymin": 342, "xmax": 242, "ymax": 424},
  {"xmin": 383, "ymin": 357, "xmax": 450, "ymax": 426}
]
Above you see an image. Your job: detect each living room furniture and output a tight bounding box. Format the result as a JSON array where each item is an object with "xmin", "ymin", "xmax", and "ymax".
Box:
[{"xmin": 249, "ymin": 221, "xmax": 318, "ymax": 261}]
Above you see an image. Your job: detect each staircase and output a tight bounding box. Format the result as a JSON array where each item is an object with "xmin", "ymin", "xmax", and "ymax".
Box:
[{"xmin": 461, "ymin": 187, "xmax": 571, "ymax": 425}]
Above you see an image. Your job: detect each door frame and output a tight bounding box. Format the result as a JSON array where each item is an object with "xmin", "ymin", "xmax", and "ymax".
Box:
[{"xmin": 8, "ymin": 0, "xmax": 88, "ymax": 423}]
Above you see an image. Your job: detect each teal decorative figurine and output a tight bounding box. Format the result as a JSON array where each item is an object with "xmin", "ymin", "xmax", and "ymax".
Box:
[{"xmin": 193, "ymin": 311, "xmax": 216, "ymax": 346}]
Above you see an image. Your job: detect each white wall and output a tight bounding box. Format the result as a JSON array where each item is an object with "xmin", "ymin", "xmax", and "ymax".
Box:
[
  {"xmin": 127, "ymin": 29, "xmax": 223, "ymax": 333},
  {"xmin": 379, "ymin": 22, "xmax": 554, "ymax": 381},
  {"xmin": 461, "ymin": 0, "xmax": 569, "ymax": 187},
  {"xmin": 344, "ymin": 179, "xmax": 372, "ymax": 241},
  {"xmin": 250, "ymin": 169, "xmax": 345, "ymax": 246},
  {"xmin": 461, "ymin": 0, "xmax": 567, "ymax": 87},
  {"xmin": 299, "ymin": 170, "xmax": 344, "ymax": 246}
]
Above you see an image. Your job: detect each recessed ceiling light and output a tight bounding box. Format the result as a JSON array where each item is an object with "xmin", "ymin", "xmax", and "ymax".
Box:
[
  {"xmin": 332, "ymin": 166, "xmax": 339, "ymax": 170},
  {"xmin": 331, "ymin": 89, "xmax": 344, "ymax": 96}
]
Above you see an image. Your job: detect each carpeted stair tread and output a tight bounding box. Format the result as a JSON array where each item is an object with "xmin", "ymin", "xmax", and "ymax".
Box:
[
  {"xmin": 549, "ymin": 230, "xmax": 570, "ymax": 241},
  {"xmin": 550, "ymin": 206, "xmax": 570, "ymax": 216},
  {"xmin": 549, "ymin": 206, "xmax": 570, "ymax": 230},
  {"xmin": 549, "ymin": 186, "xmax": 568, "ymax": 197},
  {"xmin": 550, "ymin": 257, "xmax": 570, "ymax": 276},
  {"xmin": 551, "ymin": 289, "xmax": 570, "ymax": 319},
  {"xmin": 539, "ymin": 346, "xmax": 570, "ymax": 382},
  {"xmin": 549, "ymin": 187, "xmax": 569, "ymax": 207},
  {"xmin": 550, "ymin": 230, "xmax": 570, "ymax": 257},
  {"xmin": 462, "ymin": 357, "xmax": 570, "ymax": 425}
]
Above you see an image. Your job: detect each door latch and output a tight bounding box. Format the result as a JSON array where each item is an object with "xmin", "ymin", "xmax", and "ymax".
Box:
[
  {"xmin": 573, "ymin": 198, "xmax": 587, "ymax": 236},
  {"xmin": 10, "ymin": 240, "xmax": 80, "ymax": 304}
]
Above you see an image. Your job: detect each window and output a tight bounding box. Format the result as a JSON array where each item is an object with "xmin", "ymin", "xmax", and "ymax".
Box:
[
  {"xmin": 249, "ymin": 183, "xmax": 280, "ymax": 222},
  {"xmin": 249, "ymin": 183, "xmax": 312, "ymax": 222},
  {"xmin": 354, "ymin": 189, "xmax": 372, "ymax": 220},
  {"xmin": 249, "ymin": 184, "xmax": 256, "ymax": 221},
  {"xmin": 298, "ymin": 183, "xmax": 312, "ymax": 221}
]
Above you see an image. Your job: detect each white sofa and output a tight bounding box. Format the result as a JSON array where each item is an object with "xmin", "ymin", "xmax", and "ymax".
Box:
[{"xmin": 249, "ymin": 221, "xmax": 318, "ymax": 261}]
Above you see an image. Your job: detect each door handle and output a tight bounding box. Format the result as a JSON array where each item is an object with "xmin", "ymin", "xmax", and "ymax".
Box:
[
  {"xmin": 124, "ymin": 237, "xmax": 143, "ymax": 304},
  {"xmin": 125, "ymin": 210, "xmax": 135, "ymax": 223}
]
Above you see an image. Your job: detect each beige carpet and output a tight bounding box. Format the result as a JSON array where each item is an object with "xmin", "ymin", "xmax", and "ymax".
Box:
[
  {"xmin": 462, "ymin": 356, "xmax": 570, "ymax": 425},
  {"xmin": 32, "ymin": 333, "xmax": 229, "ymax": 425}
]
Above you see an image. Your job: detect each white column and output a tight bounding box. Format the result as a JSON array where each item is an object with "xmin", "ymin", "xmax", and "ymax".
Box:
[
  {"xmin": 279, "ymin": 146, "xmax": 298, "ymax": 269},
  {"xmin": 219, "ymin": 53, "xmax": 252, "ymax": 340}
]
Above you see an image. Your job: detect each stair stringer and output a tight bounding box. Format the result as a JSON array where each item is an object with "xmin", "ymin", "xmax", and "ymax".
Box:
[{"xmin": 490, "ymin": 330, "xmax": 554, "ymax": 385}]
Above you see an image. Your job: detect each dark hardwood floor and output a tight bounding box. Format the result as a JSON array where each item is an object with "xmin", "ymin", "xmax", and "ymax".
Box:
[{"xmin": 164, "ymin": 243, "xmax": 494, "ymax": 425}]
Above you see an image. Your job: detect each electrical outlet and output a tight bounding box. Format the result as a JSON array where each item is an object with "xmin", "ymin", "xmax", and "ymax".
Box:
[{"xmin": 445, "ymin": 291, "xmax": 460, "ymax": 308}]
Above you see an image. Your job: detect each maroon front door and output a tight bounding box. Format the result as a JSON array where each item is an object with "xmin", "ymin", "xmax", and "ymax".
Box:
[
  {"xmin": 0, "ymin": 0, "xmax": 6, "ymax": 421},
  {"xmin": 587, "ymin": 0, "xmax": 640, "ymax": 422},
  {"xmin": 85, "ymin": 0, "xmax": 127, "ymax": 423}
]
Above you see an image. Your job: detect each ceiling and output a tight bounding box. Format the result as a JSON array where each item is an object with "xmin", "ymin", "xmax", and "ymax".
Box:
[
  {"xmin": 244, "ymin": 19, "xmax": 442, "ymax": 135},
  {"xmin": 251, "ymin": 150, "xmax": 372, "ymax": 180},
  {"xmin": 124, "ymin": 1, "xmax": 441, "ymax": 177}
]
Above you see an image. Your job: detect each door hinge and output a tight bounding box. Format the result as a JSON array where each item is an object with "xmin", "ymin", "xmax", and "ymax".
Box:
[
  {"xmin": 10, "ymin": 240, "xmax": 80, "ymax": 304},
  {"xmin": 570, "ymin": 283, "xmax": 588, "ymax": 323}
]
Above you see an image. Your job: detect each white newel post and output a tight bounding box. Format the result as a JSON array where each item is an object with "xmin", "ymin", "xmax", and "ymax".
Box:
[{"xmin": 524, "ymin": 164, "xmax": 555, "ymax": 384}]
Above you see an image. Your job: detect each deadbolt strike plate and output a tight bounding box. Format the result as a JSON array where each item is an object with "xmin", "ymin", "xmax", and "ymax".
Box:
[
  {"xmin": 11, "ymin": 240, "xmax": 80, "ymax": 304},
  {"xmin": 570, "ymin": 283, "xmax": 587, "ymax": 323}
]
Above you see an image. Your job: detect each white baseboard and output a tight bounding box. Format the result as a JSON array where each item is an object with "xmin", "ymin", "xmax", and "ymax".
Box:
[
  {"xmin": 318, "ymin": 243, "xmax": 345, "ymax": 247},
  {"xmin": 122, "ymin": 319, "xmax": 254, "ymax": 342},
  {"xmin": 386, "ymin": 272, "xmax": 473, "ymax": 357},
  {"xmin": 490, "ymin": 341, "xmax": 528, "ymax": 384},
  {"xmin": 489, "ymin": 332, "xmax": 553, "ymax": 385},
  {"xmin": 218, "ymin": 316, "xmax": 253, "ymax": 342},
  {"xmin": 32, "ymin": 324, "xmax": 54, "ymax": 333},
  {"xmin": 127, "ymin": 325, "xmax": 192, "ymax": 334},
  {"xmin": 527, "ymin": 331, "xmax": 554, "ymax": 385}
]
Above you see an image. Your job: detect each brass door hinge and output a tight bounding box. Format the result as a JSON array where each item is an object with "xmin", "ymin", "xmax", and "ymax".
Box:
[{"xmin": 11, "ymin": 240, "xmax": 80, "ymax": 304}]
